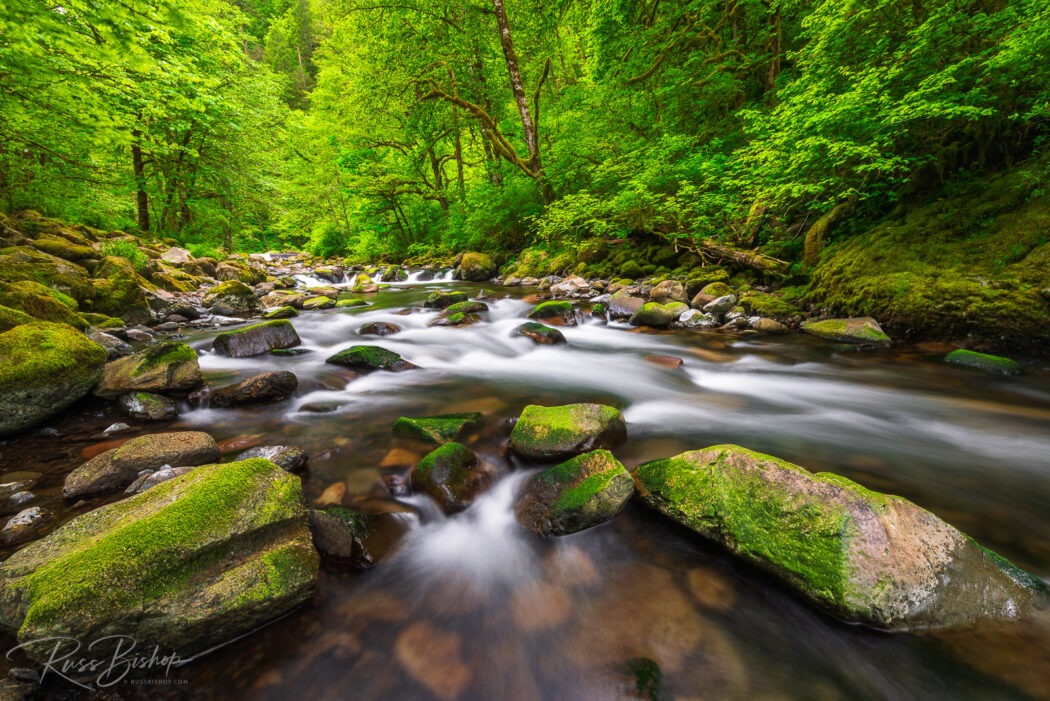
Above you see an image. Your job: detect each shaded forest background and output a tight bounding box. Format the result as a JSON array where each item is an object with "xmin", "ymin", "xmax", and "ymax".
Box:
[{"xmin": 2, "ymin": 0, "xmax": 1048, "ymax": 264}]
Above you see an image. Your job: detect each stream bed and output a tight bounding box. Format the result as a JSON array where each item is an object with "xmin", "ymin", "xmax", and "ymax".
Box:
[{"xmin": 3, "ymin": 278, "xmax": 1050, "ymax": 700}]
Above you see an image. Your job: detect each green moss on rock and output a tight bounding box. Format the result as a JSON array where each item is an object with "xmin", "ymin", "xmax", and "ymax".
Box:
[
  {"xmin": 0, "ymin": 281, "xmax": 86, "ymax": 328},
  {"xmin": 509, "ymin": 403, "xmax": 627, "ymax": 462},
  {"xmin": 0, "ymin": 322, "xmax": 107, "ymax": 436},
  {"xmin": 0, "ymin": 305, "xmax": 34, "ymax": 332},
  {"xmin": 802, "ymin": 317, "xmax": 892, "ymax": 346},
  {"xmin": 392, "ymin": 412, "xmax": 482, "ymax": 447},
  {"xmin": 944, "ymin": 349, "xmax": 1021, "ymax": 375},
  {"xmin": 325, "ymin": 345, "xmax": 416, "ymax": 371}
]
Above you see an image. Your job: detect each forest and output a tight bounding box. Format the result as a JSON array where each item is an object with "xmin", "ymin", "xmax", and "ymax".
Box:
[{"xmin": 3, "ymin": 0, "xmax": 1048, "ymax": 265}]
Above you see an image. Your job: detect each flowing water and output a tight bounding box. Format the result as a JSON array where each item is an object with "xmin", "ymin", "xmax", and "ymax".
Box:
[{"xmin": 3, "ymin": 277, "xmax": 1050, "ymax": 700}]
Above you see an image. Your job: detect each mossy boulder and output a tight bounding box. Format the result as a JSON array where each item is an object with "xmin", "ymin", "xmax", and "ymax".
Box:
[
  {"xmin": 0, "ymin": 281, "xmax": 86, "ymax": 329},
  {"xmin": 685, "ymin": 269, "xmax": 730, "ymax": 297},
  {"xmin": 649, "ymin": 280, "xmax": 688, "ymax": 305},
  {"xmin": 944, "ymin": 349, "xmax": 1022, "ymax": 375},
  {"xmin": 203, "ymin": 280, "xmax": 259, "ymax": 317},
  {"xmin": 458, "ymin": 252, "xmax": 497, "ymax": 281},
  {"xmin": 629, "ymin": 302, "xmax": 676, "ymax": 328},
  {"xmin": 263, "ymin": 306, "xmax": 298, "ymax": 319},
  {"xmin": 213, "ymin": 320, "xmax": 301, "ymax": 358},
  {"xmin": 514, "ymin": 449, "xmax": 634, "ymax": 536},
  {"xmin": 211, "ymin": 371, "xmax": 298, "ymax": 408},
  {"xmin": 513, "ymin": 321, "xmax": 566, "ymax": 345},
  {"xmin": 63, "ymin": 431, "xmax": 220, "ymax": 499},
  {"xmin": 308, "ymin": 506, "xmax": 408, "ymax": 569},
  {"xmin": 0, "ymin": 323, "xmax": 108, "ymax": 437},
  {"xmin": 509, "ymin": 403, "xmax": 627, "ymax": 462},
  {"xmin": 30, "ymin": 236, "xmax": 96, "ymax": 262},
  {"xmin": 325, "ymin": 345, "xmax": 416, "ymax": 372},
  {"xmin": 302, "ymin": 295, "xmax": 335, "ymax": 310},
  {"xmin": 423, "ymin": 290, "xmax": 469, "ymax": 309},
  {"xmin": 527, "ymin": 300, "xmax": 577, "ymax": 326},
  {"xmin": 117, "ymin": 391, "xmax": 178, "ymax": 421},
  {"xmin": 215, "ymin": 260, "xmax": 266, "ymax": 285},
  {"xmin": 0, "ymin": 246, "xmax": 94, "ymax": 303},
  {"xmin": 89, "ymin": 256, "xmax": 155, "ymax": 325},
  {"xmin": 802, "ymin": 317, "xmax": 892, "ymax": 346},
  {"xmin": 619, "ymin": 260, "xmax": 645, "ymax": 279},
  {"xmin": 0, "ymin": 305, "xmax": 34, "ymax": 333},
  {"xmin": 410, "ymin": 442, "xmax": 492, "ymax": 513},
  {"xmin": 738, "ymin": 291, "xmax": 800, "ymax": 321},
  {"xmin": 441, "ymin": 301, "xmax": 489, "ymax": 316},
  {"xmin": 2, "ymin": 458, "xmax": 318, "ymax": 662},
  {"xmin": 634, "ymin": 445, "xmax": 1047, "ymax": 630},
  {"xmin": 608, "ymin": 293, "xmax": 646, "ymax": 319},
  {"xmin": 393, "ymin": 412, "xmax": 482, "ymax": 447},
  {"xmin": 94, "ymin": 341, "xmax": 202, "ymax": 398},
  {"xmin": 336, "ymin": 297, "xmax": 368, "ymax": 308}
]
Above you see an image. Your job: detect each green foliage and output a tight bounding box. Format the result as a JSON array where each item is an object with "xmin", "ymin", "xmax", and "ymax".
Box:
[{"xmin": 99, "ymin": 240, "xmax": 149, "ymax": 273}]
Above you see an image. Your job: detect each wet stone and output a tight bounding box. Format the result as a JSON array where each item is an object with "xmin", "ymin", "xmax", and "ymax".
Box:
[
  {"xmin": 237, "ymin": 445, "xmax": 309, "ymax": 472},
  {"xmin": 360, "ymin": 321, "xmax": 402, "ymax": 336},
  {"xmin": 392, "ymin": 412, "xmax": 482, "ymax": 448},
  {"xmin": 326, "ymin": 345, "xmax": 417, "ymax": 372},
  {"xmin": 513, "ymin": 322, "xmax": 566, "ymax": 345},
  {"xmin": 2, "ymin": 507, "xmax": 54, "ymax": 545},
  {"xmin": 211, "ymin": 371, "xmax": 298, "ymax": 408}
]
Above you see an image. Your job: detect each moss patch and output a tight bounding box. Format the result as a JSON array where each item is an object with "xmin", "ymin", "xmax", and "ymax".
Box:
[
  {"xmin": 0, "ymin": 281, "xmax": 86, "ymax": 328},
  {"xmin": 393, "ymin": 412, "xmax": 482, "ymax": 447},
  {"xmin": 944, "ymin": 349, "xmax": 1022, "ymax": 375}
]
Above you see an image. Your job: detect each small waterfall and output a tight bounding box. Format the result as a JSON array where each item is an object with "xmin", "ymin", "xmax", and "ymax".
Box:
[
  {"xmin": 439, "ymin": 268, "xmax": 455, "ymax": 282},
  {"xmin": 371, "ymin": 271, "xmax": 384, "ymax": 284}
]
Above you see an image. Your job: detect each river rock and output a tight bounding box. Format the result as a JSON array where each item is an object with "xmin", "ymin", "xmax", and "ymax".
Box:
[
  {"xmin": 513, "ymin": 322, "xmax": 566, "ymax": 345},
  {"xmin": 212, "ymin": 319, "xmax": 301, "ymax": 357},
  {"xmin": 633, "ymin": 445, "xmax": 1047, "ymax": 630},
  {"xmin": 360, "ymin": 321, "xmax": 401, "ymax": 336},
  {"xmin": 85, "ymin": 328, "xmax": 132, "ymax": 359},
  {"xmin": 509, "ymin": 403, "xmax": 627, "ymax": 462},
  {"xmin": 515, "ymin": 449, "xmax": 634, "ymax": 536},
  {"xmin": 160, "ymin": 247, "xmax": 193, "ymax": 265},
  {"xmin": 238, "ymin": 445, "xmax": 308, "ymax": 472},
  {"xmin": 336, "ymin": 297, "xmax": 368, "ymax": 308},
  {"xmin": 423, "ymin": 290, "xmax": 469, "ymax": 309},
  {"xmin": 325, "ymin": 345, "xmax": 417, "ymax": 372},
  {"xmin": 944, "ymin": 349, "xmax": 1021, "ymax": 375},
  {"xmin": 429, "ymin": 311, "xmax": 481, "ymax": 327},
  {"xmin": 649, "ymin": 280, "xmax": 688, "ymax": 305},
  {"xmin": 263, "ymin": 306, "xmax": 298, "ymax": 319},
  {"xmin": 395, "ymin": 622, "xmax": 473, "ymax": 701},
  {"xmin": 125, "ymin": 465, "xmax": 194, "ymax": 494},
  {"xmin": 63, "ymin": 431, "xmax": 220, "ymax": 499},
  {"xmin": 702, "ymin": 294, "xmax": 738, "ymax": 316},
  {"xmin": 203, "ymin": 280, "xmax": 259, "ymax": 316},
  {"xmin": 302, "ymin": 295, "xmax": 335, "ymax": 310},
  {"xmin": 410, "ymin": 442, "xmax": 492, "ymax": 513},
  {"xmin": 629, "ymin": 302, "xmax": 675, "ymax": 328},
  {"xmin": 117, "ymin": 391, "xmax": 178, "ymax": 420},
  {"xmin": 527, "ymin": 300, "xmax": 577, "ymax": 326},
  {"xmin": 393, "ymin": 413, "xmax": 482, "ymax": 447},
  {"xmin": 211, "ymin": 371, "xmax": 298, "ymax": 408},
  {"xmin": 750, "ymin": 317, "xmax": 789, "ymax": 334},
  {"xmin": 550, "ymin": 276, "xmax": 591, "ymax": 297},
  {"xmin": 1, "ymin": 459, "xmax": 319, "ymax": 663},
  {"xmin": 441, "ymin": 301, "xmax": 489, "ymax": 317},
  {"xmin": 607, "ymin": 293, "xmax": 645, "ymax": 319},
  {"xmin": 802, "ymin": 317, "xmax": 892, "ymax": 346},
  {"xmin": 93, "ymin": 341, "xmax": 202, "ymax": 398},
  {"xmin": 458, "ymin": 252, "xmax": 497, "ymax": 281},
  {"xmin": 678, "ymin": 309, "xmax": 719, "ymax": 328},
  {"xmin": 308, "ymin": 506, "xmax": 408, "ymax": 568},
  {"xmin": 2, "ymin": 507, "xmax": 54, "ymax": 546},
  {"xmin": 0, "ymin": 322, "xmax": 108, "ymax": 437}
]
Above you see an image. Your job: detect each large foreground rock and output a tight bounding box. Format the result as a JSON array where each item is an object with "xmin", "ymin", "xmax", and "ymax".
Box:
[
  {"xmin": 410, "ymin": 443, "xmax": 492, "ymax": 513},
  {"xmin": 509, "ymin": 403, "xmax": 627, "ymax": 462},
  {"xmin": 515, "ymin": 450, "xmax": 633, "ymax": 536},
  {"xmin": 1, "ymin": 459, "xmax": 319, "ymax": 662},
  {"xmin": 63, "ymin": 431, "xmax": 220, "ymax": 499},
  {"xmin": 309, "ymin": 506, "xmax": 408, "ymax": 568},
  {"xmin": 94, "ymin": 341, "xmax": 202, "ymax": 398},
  {"xmin": 458, "ymin": 252, "xmax": 497, "ymax": 281},
  {"xmin": 212, "ymin": 320, "xmax": 301, "ymax": 357},
  {"xmin": 634, "ymin": 445, "xmax": 1046, "ymax": 630},
  {"xmin": 0, "ymin": 323, "xmax": 107, "ymax": 437}
]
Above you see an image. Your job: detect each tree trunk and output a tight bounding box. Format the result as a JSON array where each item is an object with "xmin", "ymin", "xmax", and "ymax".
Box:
[
  {"xmin": 131, "ymin": 133, "xmax": 150, "ymax": 232},
  {"xmin": 492, "ymin": 0, "xmax": 538, "ymax": 168}
]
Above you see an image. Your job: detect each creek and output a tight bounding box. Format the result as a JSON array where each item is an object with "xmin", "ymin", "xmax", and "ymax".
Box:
[{"xmin": 5, "ymin": 276, "xmax": 1050, "ymax": 699}]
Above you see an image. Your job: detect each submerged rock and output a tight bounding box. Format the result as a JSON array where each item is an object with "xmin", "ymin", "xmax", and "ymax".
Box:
[
  {"xmin": 944, "ymin": 349, "xmax": 1021, "ymax": 375},
  {"xmin": 393, "ymin": 413, "xmax": 482, "ymax": 447},
  {"xmin": 360, "ymin": 321, "xmax": 402, "ymax": 336},
  {"xmin": 325, "ymin": 345, "xmax": 417, "ymax": 372},
  {"xmin": 63, "ymin": 431, "xmax": 220, "ymax": 499},
  {"xmin": 93, "ymin": 341, "xmax": 202, "ymax": 398},
  {"xmin": 410, "ymin": 442, "xmax": 491, "ymax": 513},
  {"xmin": 211, "ymin": 371, "xmax": 298, "ymax": 408},
  {"xmin": 2, "ymin": 507, "xmax": 54, "ymax": 546},
  {"xmin": 117, "ymin": 391, "xmax": 178, "ymax": 421},
  {"xmin": 634, "ymin": 445, "xmax": 1047, "ymax": 630},
  {"xmin": 237, "ymin": 445, "xmax": 309, "ymax": 472},
  {"xmin": 212, "ymin": 319, "xmax": 301, "ymax": 357},
  {"xmin": 802, "ymin": 317, "xmax": 892, "ymax": 346},
  {"xmin": 0, "ymin": 322, "xmax": 108, "ymax": 437},
  {"xmin": 513, "ymin": 321, "xmax": 566, "ymax": 345},
  {"xmin": 509, "ymin": 403, "xmax": 627, "ymax": 462},
  {"xmin": 1, "ymin": 459, "xmax": 319, "ymax": 662},
  {"xmin": 515, "ymin": 449, "xmax": 634, "ymax": 536},
  {"xmin": 308, "ymin": 506, "xmax": 408, "ymax": 568}
]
